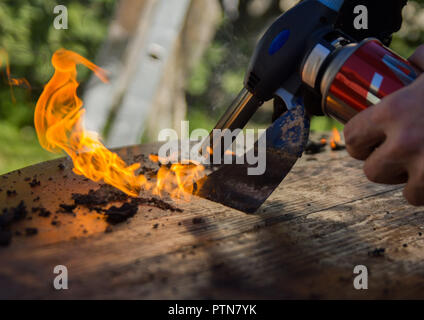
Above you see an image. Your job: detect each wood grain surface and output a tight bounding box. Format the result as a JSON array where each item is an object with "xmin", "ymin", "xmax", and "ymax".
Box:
[{"xmin": 0, "ymin": 139, "xmax": 423, "ymax": 299}]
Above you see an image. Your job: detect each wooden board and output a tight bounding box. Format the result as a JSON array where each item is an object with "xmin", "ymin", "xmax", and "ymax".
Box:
[{"xmin": 0, "ymin": 140, "xmax": 423, "ymax": 299}]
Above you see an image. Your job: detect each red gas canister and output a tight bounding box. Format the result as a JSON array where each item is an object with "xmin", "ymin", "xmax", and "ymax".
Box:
[{"xmin": 303, "ymin": 38, "xmax": 417, "ymax": 123}]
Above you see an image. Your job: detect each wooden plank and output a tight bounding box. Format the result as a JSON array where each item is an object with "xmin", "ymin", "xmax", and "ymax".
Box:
[{"xmin": 0, "ymin": 140, "xmax": 422, "ymax": 299}]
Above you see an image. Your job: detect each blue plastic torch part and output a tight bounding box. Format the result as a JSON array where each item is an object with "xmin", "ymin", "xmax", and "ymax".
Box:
[
  {"xmin": 317, "ymin": 0, "xmax": 345, "ymax": 12},
  {"xmin": 269, "ymin": 29, "xmax": 290, "ymax": 55}
]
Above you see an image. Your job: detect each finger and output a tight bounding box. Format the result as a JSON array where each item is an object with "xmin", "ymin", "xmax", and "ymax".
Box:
[
  {"xmin": 403, "ymin": 159, "xmax": 424, "ymax": 206},
  {"xmin": 408, "ymin": 45, "xmax": 424, "ymax": 73},
  {"xmin": 403, "ymin": 172, "xmax": 424, "ymax": 206},
  {"xmin": 344, "ymin": 106, "xmax": 386, "ymax": 160},
  {"xmin": 362, "ymin": 142, "xmax": 408, "ymax": 185}
]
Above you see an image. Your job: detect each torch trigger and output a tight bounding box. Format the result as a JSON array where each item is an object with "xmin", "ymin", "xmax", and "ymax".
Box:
[{"xmin": 274, "ymin": 87, "xmax": 301, "ymax": 111}]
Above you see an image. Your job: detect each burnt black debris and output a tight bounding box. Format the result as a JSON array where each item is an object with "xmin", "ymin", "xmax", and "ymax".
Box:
[
  {"xmin": 306, "ymin": 136, "xmax": 346, "ymax": 154},
  {"xmin": 70, "ymin": 184, "xmax": 182, "ymax": 225},
  {"xmin": 0, "ymin": 179, "xmax": 184, "ymax": 246},
  {"xmin": 59, "ymin": 204, "xmax": 77, "ymax": 214},
  {"xmin": 6, "ymin": 190, "xmax": 17, "ymax": 197},
  {"xmin": 133, "ymin": 154, "xmax": 149, "ymax": 163},
  {"xmin": 0, "ymin": 230, "xmax": 12, "ymax": 246},
  {"xmin": 94, "ymin": 197, "xmax": 182, "ymax": 225},
  {"xmin": 192, "ymin": 217, "xmax": 205, "ymax": 224},
  {"xmin": 58, "ymin": 163, "xmax": 65, "ymax": 170},
  {"xmin": 13, "ymin": 201, "xmax": 28, "ymax": 221},
  {"xmin": 0, "ymin": 201, "xmax": 28, "ymax": 245},
  {"xmin": 51, "ymin": 220, "xmax": 61, "ymax": 227},
  {"xmin": 72, "ymin": 184, "xmax": 129, "ymax": 207},
  {"xmin": 368, "ymin": 248, "xmax": 386, "ymax": 257},
  {"xmin": 305, "ymin": 140, "xmax": 326, "ymax": 155},
  {"xmin": 103, "ymin": 202, "xmax": 139, "ymax": 225},
  {"xmin": 25, "ymin": 228, "xmax": 38, "ymax": 236},
  {"xmin": 331, "ymin": 144, "xmax": 346, "ymax": 151},
  {"xmin": 29, "ymin": 178, "xmax": 41, "ymax": 188},
  {"xmin": 32, "ymin": 207, "xmax": 51, "ymax": 218}
]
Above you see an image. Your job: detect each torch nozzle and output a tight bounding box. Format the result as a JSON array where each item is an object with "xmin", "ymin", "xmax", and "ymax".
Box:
[{"xmin": 200, "ymin": 88, "xmax": 263, "ymax": 158}]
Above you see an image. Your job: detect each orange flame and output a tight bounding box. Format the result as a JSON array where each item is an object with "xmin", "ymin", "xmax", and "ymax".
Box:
[
  {"xmin": 35, "ymin": 48, "xmax": 204, "ymax": 199},
  {"xmin": 148, "ymin": 153, "xmax": 205, "ymax": 200},
  {"xmin": 154, "ymin": 163, "xmax": 205, "ymax": 201},
  {"xmin": 0, "ymin": 48, "xmax": 31, "ymax": 102},
  {"xmin": 330, "ymin": 127, "xmax": 341, "ymax": 150}
]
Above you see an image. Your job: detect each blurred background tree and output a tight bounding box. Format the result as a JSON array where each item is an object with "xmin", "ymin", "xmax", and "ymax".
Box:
[{"xmin": 0, "ymin": 0, "xmax": 423, "ymax": 174}]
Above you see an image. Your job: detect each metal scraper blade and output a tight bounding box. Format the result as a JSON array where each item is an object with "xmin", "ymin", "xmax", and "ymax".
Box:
[{"xmin": 195, "ymin": 105, "xmax": 310, "ymax": 213}]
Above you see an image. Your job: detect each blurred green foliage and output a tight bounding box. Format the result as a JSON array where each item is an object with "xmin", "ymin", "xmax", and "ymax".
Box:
[
  {"xmin": 0, "ymin": 0, "xmax": 115, "ymax": 88},
  {"xmin": 0, "ymin": 120, "xmax": 59, "ymax": 174},
  {"xmin": 0, "ymin": 0, "xmax": 116, "ymax": 174}
]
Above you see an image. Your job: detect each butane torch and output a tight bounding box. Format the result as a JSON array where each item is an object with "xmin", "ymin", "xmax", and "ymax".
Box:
[
  {"xmin": 196, "ymin": 0, "xmax": 416, "ymax": 213},
  {"xmin": 202, "ymin": 0, "xmax": 416, "ymax": 157}
]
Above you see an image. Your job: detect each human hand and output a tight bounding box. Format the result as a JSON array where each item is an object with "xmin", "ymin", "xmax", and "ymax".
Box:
[{"xmin": 344, "ymin": 45, "xmax": 424, "ymax": 206}]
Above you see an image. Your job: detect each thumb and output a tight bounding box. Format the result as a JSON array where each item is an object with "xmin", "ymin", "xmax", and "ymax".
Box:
[{"xmin": 408, "ymin": 44, "xmax": 424, "ymax": 73}]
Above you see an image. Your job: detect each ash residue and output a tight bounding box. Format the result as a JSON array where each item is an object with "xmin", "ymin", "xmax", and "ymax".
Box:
[
  {"xmin": 32, "ymin": 207, "xmax": 51, "ymax": 218},
  {"xmin": 6, "ymin": 190, "xmax": 17, "ymax": 197},
  {"xmin": 331, "ymin": 143, "xmax": 346, "ymax": 151},
  {"xmin": 70, "ymin": 184, "xmax": 183, "ymax": 224},
  {"xmin": 305, "ymin": 140, "xmax": 326, "ymax": 155},
  {"xmin": 368, "ymin": 248, "xmax": 385, "ymax": 257},
  {"xmin": 29, "ymin": 178, "xmax": 41, "ymax": 188},
  {"xmin": 192, "ymin": 217, "xmax": 205, "ymax": 224},
  {"xmin": 305, "ymin": 136, "xmax": 346, "ymax": 154},
  {"xmin": 25, "ymin": 228, "xmax": 38, "ymax": 236},
  {"xmin": 0, "ymin": 182, "xmax": 183, "ymax": 246},
  {"xmin": 72, "ymin": 184, "xmax": 129, "ymax": 207},
  {"xmin": 103, "ymin": 202, "xmax": 138, "ymax": 225},
  {"xmin": 0, "ymin": 201, "xmax": 28, "ymax": 246},
  {"xmin": 58, "ymin": 204, "xmax": 77, "ymax": 214}
]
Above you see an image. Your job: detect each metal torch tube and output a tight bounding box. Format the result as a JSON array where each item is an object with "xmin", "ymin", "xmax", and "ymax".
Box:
[{"xmin": 200, "ymin": 88, "xmax": 263, "ymax": 157}]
